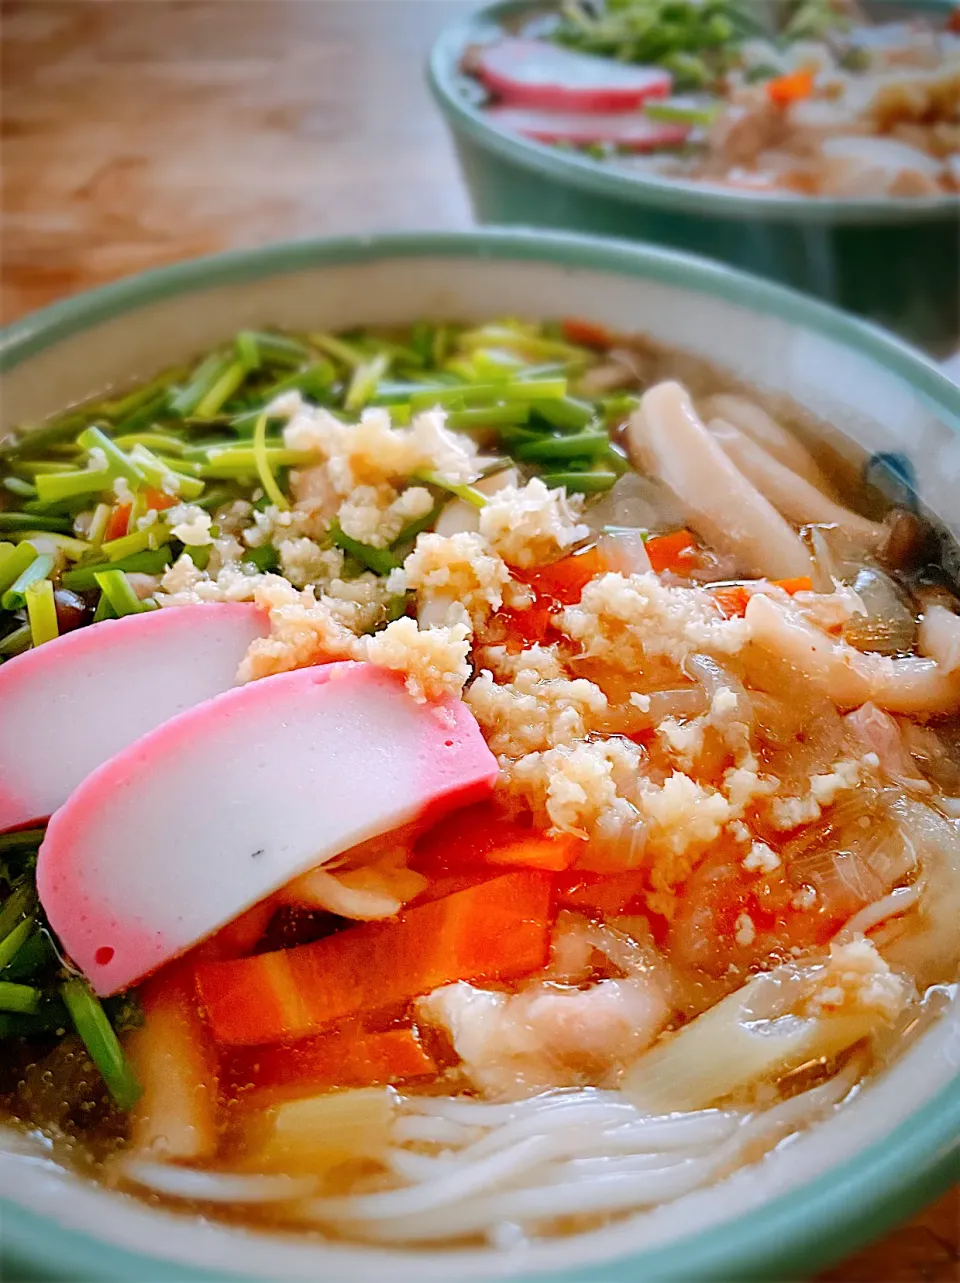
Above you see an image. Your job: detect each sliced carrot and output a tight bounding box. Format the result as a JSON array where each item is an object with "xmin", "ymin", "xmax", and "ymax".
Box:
[
  {"xmin": 561, "ymin": 317, "xmax": 614, "ymax": 349},
  {"xmin": 521, "ymin": 544, "xmax": 607, "ymax": 606},
  {"xmin": 104, "ymin": 504, "xmax": 132, "ymax": 542},
  {"xmin": 766, "ymin": 68, "xmax": 815, "ymax": 107},
  {"xmin": 195, "ymin": 870, "xmax": 555, "ymax": 1047},
  {"xmin": 143, "ymin": 486, "xmax": 177, "ymax": 513},
  {"xmin": 556, "ymin": 868, "xmax": 649, "ymax": 917},
  {"xmin": 498, "ymin": 603, "xmax": 555, "ymax": 650},
  {"xmin": 226, "ymin": 1026, "xmax": 437, "ymax": 1101},
  {"xmin": 413, "ymin": 802, "xmax": 583, "ymax": 874},
  {"xmin": 486, "ymin": 833, "xmax": 583, "ymax": 872},
  {"xmin": 645, "ymin": 529, "xmax": 698, "ymax": 575},
  {"xmin": 710, "ymin": 576, "xmax": 814, "ymax": 618}
]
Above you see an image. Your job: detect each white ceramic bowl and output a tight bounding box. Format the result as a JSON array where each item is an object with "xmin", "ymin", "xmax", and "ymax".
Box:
[{"xmin": 1, "ymin": 231, "xmax": 959, "ymax": 1283}]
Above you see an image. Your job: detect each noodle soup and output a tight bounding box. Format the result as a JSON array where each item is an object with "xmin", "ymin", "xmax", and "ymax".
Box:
[{"xmin": 1, "ymin": 312, "xmax": 958, "ymax": 1254}]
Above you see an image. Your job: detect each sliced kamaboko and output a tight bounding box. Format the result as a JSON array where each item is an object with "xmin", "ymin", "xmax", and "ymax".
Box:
[
  {"xmin": 709, "ymin": 419, "xmax": 884, "ymax": 546},
  {"xmin": 745, "ymin": 593, "xmax": 960, "ymax": 715},
  {"xmin": 0, "ymin": 603, "xmax": 269, "ymax": 832},
  {"xmin": 622, "ymin": 940, "xmax": 908, "ymax": 1113},
  {"xmin": 698, "ymin": 393, "xmax": 832, "ymax": 493},
  {"xmin": 37, "ymin": 661, "xmax": 498, "ymax": 995},
  {"xmin": 471, "ymin": 38, "xmax": 671, "ymax": 112},
  {"xmin": 487, "ymin": 106, "xmax": 689, "ymax": 151},
  {"xmin": 627, "ymin": 382, "xmax": 813, "ymax": 580}
]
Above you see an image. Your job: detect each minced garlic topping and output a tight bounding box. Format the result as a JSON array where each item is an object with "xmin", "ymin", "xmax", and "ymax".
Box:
[
  {"xmin": 478, "ymin": 477, "xmax": 590, "ymax": 568},
  {"xmin": 803, "ymin": 938, "xmax": 908, "ymax": 1022}
]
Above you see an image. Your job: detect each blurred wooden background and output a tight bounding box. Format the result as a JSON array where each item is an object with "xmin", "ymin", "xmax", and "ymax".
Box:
[{"xmin": 0, "ymin": 1, "xmax": 957, "ymax": 1276}]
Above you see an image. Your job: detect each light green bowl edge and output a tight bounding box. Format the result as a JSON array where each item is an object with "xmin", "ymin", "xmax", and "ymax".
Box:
[
  {"xmin": 1, "ymin": 229, "xmax": 959, "ymax": 1283},
  {"xmin": 426, "ymin": 0, "xmax": 960, "ymax": 227}
]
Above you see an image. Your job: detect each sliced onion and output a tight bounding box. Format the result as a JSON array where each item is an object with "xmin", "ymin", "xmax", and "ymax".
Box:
[
  {"xmin": 597, "ymin": 529, "xmax": 651, "ymax": 575},
  {"xmin": 842, "ymin": 567, "xmax": 917, "ymax": 655}
]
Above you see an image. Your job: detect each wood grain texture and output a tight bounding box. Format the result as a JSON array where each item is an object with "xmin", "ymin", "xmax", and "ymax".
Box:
[{"xmin": 0, "ymin": 1, "xmax": 957, "ymax": 1277}]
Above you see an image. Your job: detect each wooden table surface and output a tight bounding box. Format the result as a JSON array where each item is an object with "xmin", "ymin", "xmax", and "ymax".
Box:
[{"xmin": 1, "ymin": 1, "xmax": 957, "ymax": 1277}]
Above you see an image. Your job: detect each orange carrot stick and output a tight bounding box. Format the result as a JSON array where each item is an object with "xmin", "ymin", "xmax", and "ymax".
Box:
[
  {"xmin": 766, "ymin": 69, "xmax": 815, "ymax": 107},
  {"xmin": 195, "ymin": 871, "xmax": 555, "ymax": 1047},
  {"xmin": 228, "ymin": 1026, "xmax": 437, "ymax": 1101},
  {"xmin": 645, "ymin": 529, "xmax": 698, "ymax": 574},
  {"xmin": 104, "ymin": 504, "xmax": 132, "ymax": 543}
]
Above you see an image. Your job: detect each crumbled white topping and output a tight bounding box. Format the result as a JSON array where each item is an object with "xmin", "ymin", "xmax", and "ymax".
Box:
[
  {"xmin": 391, "ymin": 532, "xmax": 510, "ymax": 626},
  {"xmin": 657, "ymin": 717, "xmax": 705, "ymax": 770},
  {"xmin": 478, "ymin": 478, "xmax": 590, "ymax": 569},
  {"xmin": 769, "ymin": 758, "xmax": 863, "ymax": 830},
  {"xmin": 734, "ymin": 913, "xmax": 757, "ymax": 947},
  {"xmin": 467, "ymin": 667, "xmax": 608, "ymax": 758},
  {"xmin": 791, "ymin": 886, "xmax": 818, "ymax": 911},
  {"xmin": 711, "ymin": 686, "xmax": 739, "ymax": 717},
  {"xmin": 277, "ymin": 538, "xmax": 341, "ymax": 589},
  {"xmin": 803, "ymin": 938, "xmax": 908, "ymax": 1022},
  {"xmin": 166, "ymin": 504, "xmax": 213, "ymax": 548},
  {"xmin": 742, "ymin": 840, "xmax": 781, "ymax": 874},
  {"xmin": 365, "ymin": 616, "xmax": 471, "ymax": 704}
]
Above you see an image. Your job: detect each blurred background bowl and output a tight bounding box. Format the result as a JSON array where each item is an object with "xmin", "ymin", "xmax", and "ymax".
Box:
[{"xmin": 428, "ymin": 0, "xmax": 960, "ymax": 354}]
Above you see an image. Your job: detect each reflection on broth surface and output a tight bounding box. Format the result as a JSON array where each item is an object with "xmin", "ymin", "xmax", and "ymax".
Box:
[{"xmin": 0, "ymin": 317, "xmax": 958, "ymax": 1248}]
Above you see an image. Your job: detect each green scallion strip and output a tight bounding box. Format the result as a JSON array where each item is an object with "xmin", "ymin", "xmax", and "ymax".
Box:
[
  {"xmin": 234, "ymin": 330, "xmax": 261, "ymax": 371},
  {"xmin": 0, "ymin": 883, "xmax": 36, "ymax": 941},
  {"xmin": 415, "ymin": 471, "xmax": 488, "ymax": 509},
  {"xmin": 532, "ymin": 396, "xmax": 597, "ymax": 432},
  {"xmin": 61, "ymin": 546, "xmax": 172, "ymax": 591},
  {"xmin": 309, "ymin": 332, "xmax": 364, "ymax": 369},
  {"xmin": 2, "ymin": 553, "xmax": 54, "ymax": 610},
  {"xmin": 0, "ymin": 541, "xmax": 37, "ymax": 594},
  {"xmin": 101, "ymin": 528, "xmax": 158, "ymax": 561},
  {"xmin": 330, "ymin": 523, "xmax": 399, "ymax": 575},
  {"xmin": 0, "ymin": 981, "xmax": 40, "ymax": 1015},
  {"xmin": 258, "ymin": 360, "xmax": 336, "ymax": 402},
  {"xmin": 3, "ymin": 477, "xmax": 37, "ymax": 499},
  {"xmin": 247, "ymin": 331, "xmax": 310, "ymax": 368},
  {"xmin": 61, "ymin": 978, "xmax": 142, "ymax": 1110},
  {"xmin": 93, "ymin": 591, "xmax": 117, "ymax": 622},
  {"xmin": 391, "ymin": 501, "xmax": 444, "ymax": 552},
  {"xmin": 0, "ymin": 917, "xmax": 34, "ymax": 971},
  {"xmin": 515, "ymin": 431, "xmax": 611, "ymax": 463},
  {"xmin": 241, "ymin": 544, "xmax": 279, "ymax": 572},
  {"xmin": 4, "ymin": 531, "xmax": 90, "ymax": 560},
  {"xmin": 129, "ymin": 445, "xmax": 205, "ymax": 501},
  {"xmin": 35, "ymin": 466, "xmax": 113, "ymax": 504},
  {"xmin": 195, "ymin": 359, "xmax": 247, "ymax": 419},
  {"xmin": 25, "ymin": 578, "xmax": 59, "ymax": 646},
  {"xmin": 0, "ymin": 511, "xmax": 72, "ymax": 534},
  {"xmin": 113, "ymin": 432, "xmax": 187, "ymax": 456},
  {"xmin": 540, "ymin": 471, "xmax": 618, "ymax": 493},
  {"xmin": 93, "ymin": 569, "xmax": 145, "ymax": 617},
  {"xmin": 77, "ymin": 426, "xmax": 145, "ymax": 485},
  {"xmin": 252, "ymin": 411, "xmax": 290, "ymax": 511},
  {"xmin": 345, "ymin": 352, "xmax": 390, "ymax": 414},
  {"xmin": 168, "ymin": 351, "xmax": 234, "ymax": 417},
  {"xmin": 444, "ymin": 405, "xmax": 531, "ymax": 432},
  {"xmin": 408, "ymin": 378, "xmax": 566, "ymax": 412},
  {"xmin": 0, "ymin": 625, "xmax": 32, "ymax": 659},
  {"xmin": 87, "ymin": 503, "xmax": 112, "ymax": 547},
  {"xmin": 645, "ymin": 96, "xmax": 720, "ymax": 126}
]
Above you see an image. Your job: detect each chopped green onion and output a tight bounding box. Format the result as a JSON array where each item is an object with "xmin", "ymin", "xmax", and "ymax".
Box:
[
  {"xmin": 3, "ymin": 531, "xmax": 90, "ymax": 560},
  {"xmin": 61, "ymin": 546, "xmax": 172, "ymax": 591},
  {"xmin": 76, "ymin": 426, "xmax": 145, "ymax": 485},
  {"xmin": 260, "ymin": 361, "xmax": 336, "ymax": 401},
  {"xmin": 345, "ymin": 353, "xmax": 390, "ymax": 413},
  {"xmin": 408, "ymin": 379, "xmax": 566, "ymax": 412},
  {"xmin": 540, "ymin": 471, "xmax": 618, "ymax": 493},
  {"xmin": 645, "ymin": 96, "xmax": 720, "ymax": 126},
  {"xmin": 415, "ymin": 471, "xmax": 488, "ymax": 509},
  {"xmin": 0, "ymin": 884, "xmax": 36, "ymax": 941},
  {"xmin": 2, "ymin": 553, "xmax": 54, "ymax": 610},
  {"xmin": 92, "ymin": 591, "xmax": 116, "ymax": 622},
  {"xmin": 247, "ymin": 331, "xmax": 311, "ymax": 368},
  {"xmin": 531, "ymin": 396, "xmax": 597, "ymax": 432},
  {"xmin": 330, "ymin": 522, "xmax": 399, "ymax": 575},
  {"xmin": 241, "ymin": 543, "xmax": 279, "ymax": 572},
  {"xmin": 61, "ymin": 978, "xmax": 142, "ymax": 1110},
  {"xmin": 0, "ymin": 981, "xmax": 40, "ymax": 1015},
  {"xmin": 87, "ymin": 503, "xmax": 113, "ymax": 547},
  {"xmin": 25, "ymin": 578, "xmax": 59, "ymax": 646},
  {"xmin": 0, "ymin": 541, "xmax": 38, "ymax": 594},
  {"xmin": 0, "ymin": 917, "xmax": 34, "ymax": 971},
  {"xmin": 234, "ymin": 330, "xmax": 261, "ymax": 371},
  {"xmin": 93, "ymin": 569, "xmax": 146, "ymax": 617},
  {"xmin": 195, "ymin": 359, "xmax": 247, "ymax": 419},
  {"xmin": 0, "ymin": 511, "xmax": 72, "ymax": 534},
  {"xmin": 444, "ymin": 405, "xmax": 531, "ymax": 432},
  {"xmin": 248, "ymin": 411, "xmax": 287, "ymax": 510},
  {"xmin": 457, "ymin": 325, "xmax": 587, "ymax": 364},
  {"xmin": 168, "ymin": 351, "xmax": 235, "ymax": 417},
  {"xmin": 391, "ymin": 501, "xmax": 444, "ymax": 553},
  {"xmin": 129, "ymin": 445, "xmax": 205, "ymax": 500},
  {"xmin": 113, "ymin": 432, "xmax": 187, "ymax": 456},
  {"xmin": 515, "ymin": 431, "xmax": 611, "ymax": 463},
  {"xmin": 3, "ymin": 477, "xmax": 37, "ymax": 499},
  {"xmin": 101, "ymin": 528, "xmax": 159, "ymax": 561},
  {"xmin": 35, "ymin": 466, "xmax": 113, "ymax": 504},
  {"xmin": 0, "ymin": 625, "xmax": 32, "ymax": 658},
  {"xmin": 309, "ymin": 332, "xmax": 364, "ymax": 369}
]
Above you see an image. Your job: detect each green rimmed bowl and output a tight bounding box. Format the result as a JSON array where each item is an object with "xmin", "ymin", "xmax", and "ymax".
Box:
[
  {"xmin": 1, "ymin": 230, "xmax": 959, "ymax": 1283},
  {"xmin": 427, "ymin": 0, "xmax": 960, "ymax": 354}
]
